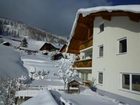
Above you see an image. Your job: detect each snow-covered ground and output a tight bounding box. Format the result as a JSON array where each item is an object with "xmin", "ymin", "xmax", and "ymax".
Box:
[
  {"xmin": 21, "ymin": 53, "xmax": 64, "ymax": 79},
  {"xmin": 20, "ymin": 52, "xmax": 126, "ymax": 105},
  {"xmin": 21, "ymin": 90, "xmax": 58, "ymax": 105},
  {"xmin": 0, "ymin": 44, "xmax": 29, "ymax": 105},
  {"xmin": 0, "ymin": 45, "xmax": 28, "ymax": 79},
  {"xmin": 0, "ymin": 36, "xmax": 126, "ymax": 105},
  {"xmin": 56, "ymin": 88, "xmax": 120, "ymax": 105}
]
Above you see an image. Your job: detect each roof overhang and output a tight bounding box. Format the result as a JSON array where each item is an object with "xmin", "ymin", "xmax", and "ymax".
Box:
[
  {"xmin": 67, "ymin": 14, "xmax": 93, "ymax": 54},
  {"xmin": 67, "ymin": 6, "xmax": 140, "ymax": 54}
]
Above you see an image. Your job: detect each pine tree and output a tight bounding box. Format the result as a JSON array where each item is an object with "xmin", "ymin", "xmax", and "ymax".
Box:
[{"xmin": 20, "ymin": 38, "xmax": 28, "ymax": 47}]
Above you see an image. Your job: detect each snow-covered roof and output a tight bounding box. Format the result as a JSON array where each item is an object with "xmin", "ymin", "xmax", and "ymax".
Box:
[
  {"xmin": 0, "ymin": 45, "xmax": 28, "ymax": 79},
  {"xmin": 29, "ymin": 79, "xmax": 64, "ymax": 87},
  {"xmin": 78, "ymin": 5, "xmax": 140, "ymax": 17},
  {"xmin": 2, "ymin": 37, "xmax": 21, "ymax": 47},
  {"xmin": 21, "ymin": 90, "xmax": 58, "ymax": 105},
  {"xmin": 67, "ymin": 75, "xmax": 82, "ymax": 84},
  {"xmin": 28, "ymin": 40, "xmax": 45, "ymax": 50},
  {"xmin": 21, "ymin": 39, "xmax": 61, "ymax": 51},
  {"xmin": 67, "ymin": 5, "xmax": 140, "ymax": 53},
  {"xmin": 20, "ymin": 39, "xmax": 45, "ymax": 51},
  {"xmin": 15, "ymin": 90, "xmax": 45, "ymax": 97},
  {"xmin": 52, "ymin": 43, "xmax": 63, "ymax": 49}
]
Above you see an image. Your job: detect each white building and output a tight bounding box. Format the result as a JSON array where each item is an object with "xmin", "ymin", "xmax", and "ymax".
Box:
[{"xmin": 67, "ymin": 5, "xmax": 140, "ymax": 105}]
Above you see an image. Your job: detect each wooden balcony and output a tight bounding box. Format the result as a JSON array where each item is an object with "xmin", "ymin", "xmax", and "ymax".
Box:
[
  {"xmin": 73, "ymin": 59, "xmax": 92, "ymax": 68},
  {"xmin": 80, "ymin": 38, "xmax": 93, "ymax": 50}
]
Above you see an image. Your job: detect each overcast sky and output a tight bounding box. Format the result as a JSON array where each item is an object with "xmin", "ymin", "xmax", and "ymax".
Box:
[{"xmin": 0, "ymin": 0, "xmax": 140, "ymax": 37}]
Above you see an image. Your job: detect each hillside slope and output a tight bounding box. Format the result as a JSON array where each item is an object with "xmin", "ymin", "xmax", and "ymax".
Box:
[{"xmin": 0, "ymin": 18, "xmax": 67, "ymax": 45}]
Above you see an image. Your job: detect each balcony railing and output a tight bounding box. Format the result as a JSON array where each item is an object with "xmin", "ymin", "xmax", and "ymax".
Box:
[
  {"xmin": 73, "ymin": 59, "xmax": 92, "ymax": 68},
  {"xmin": 80, "ymin": 38, "xmax": 93, "ymax": 50}
]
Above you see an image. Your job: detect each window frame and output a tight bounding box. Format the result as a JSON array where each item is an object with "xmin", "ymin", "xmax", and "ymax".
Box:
[
  {"xmin": 122, "ymin": 73, "xmax": 130, "ymax": 90},
  {"xmin": 99, "ymin": 23, "xmax": 104, "ymax": 33},
  {"xmin": 98, "ymin": 72, "xmax": 103, "ymax": 85},
  {"xmin": 118, "ymin": 37, "xmax": 127, "ymax": 54},
  {"xmin": 132, "ymin": 74, "xmax": 140, "ymax": 92},
  {"xmin": 120, "ymin": 73, "xmax": 140, "ymax": 94},
  {"xmin": 98, "ymin": 45, "xmax": 104, "ymax": 58}
]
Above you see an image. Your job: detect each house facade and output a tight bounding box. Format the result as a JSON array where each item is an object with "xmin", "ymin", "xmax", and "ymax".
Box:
[
  {"xmin": 93, "ymin": 13, "xmax": 140, "ymax": 104},
  {"xmin": 40, "ymin": 43, "xmax": 59, "ymax": 52},
  {"xmin": 67, "ymin": 11, "xmax": 93, "ymax": 82},
  {"xmin": 67, "ymin": 5, "xmax": 140, "ymax": 105}
]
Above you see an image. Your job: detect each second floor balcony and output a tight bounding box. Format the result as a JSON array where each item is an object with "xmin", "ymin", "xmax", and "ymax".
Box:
[{"xmin": 73, "ymin": 59, "xmax": 92, "ymax": 68}]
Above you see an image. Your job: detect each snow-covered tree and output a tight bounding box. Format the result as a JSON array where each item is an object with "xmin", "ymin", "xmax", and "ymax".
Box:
[
  {"xmin": 58, "ymin": 58, "xmax": 79, "ymax": 90},
  {"xmin": 42, "ymin": 70, "xmax": 48, "ymax": 76},
  {"xmin": 0, "ymin": 78, "xmax": 22, "ymax": 105}
]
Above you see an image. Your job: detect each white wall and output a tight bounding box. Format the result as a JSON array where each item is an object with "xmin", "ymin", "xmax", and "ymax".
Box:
[
  {"xmin": 92, "ymin": 16, "xmax": 140, "ymax": 101},
  {"xmin": 78, "ymin": 70, "xmax": 92, "ymax": 81}
]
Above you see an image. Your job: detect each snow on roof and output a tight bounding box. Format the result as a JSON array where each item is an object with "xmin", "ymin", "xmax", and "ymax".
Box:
[
  {"xmin": 15, "ymin": 90, "xmax": 45, "ymax": 97},
  {"xmin": 0, "ymin": 45, "xmax": 28, "ymax": 79},
  {"xmin": 2, "ymin": 37, "xmax": 21, "ymax": 47},
  {"xmin": 21, "ymin": 90, "xmax": 58, "ymax": 105},
  {"xmin": 67, "ymin": 5, "xmax": 140, "ymax": 50},
  {"xmin": 29, "ymin": 79, "xmax": 64, "ymax": 87},
  {"xmin": 53, "ymin": 43, "xmax": 63, "ymax": 49},
  {"xmin": 78, "ymin": 5, "xmax": 140, "ymax": 17},
  {"xmin": 20, "ymin": 39, "xmax": 45, "ymax": 51},
  {"xmin": 67, "ymin": 75, "xmax": 82, "ymax": 84}
]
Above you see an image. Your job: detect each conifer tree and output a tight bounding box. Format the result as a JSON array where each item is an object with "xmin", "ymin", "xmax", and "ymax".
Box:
[{"xmin": 20, "ymin": 38, "xmax": 28, "ymax": 47}]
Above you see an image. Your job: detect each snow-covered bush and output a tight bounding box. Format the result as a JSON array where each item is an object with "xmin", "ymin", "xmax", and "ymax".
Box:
[{"xmin": 0, "ymin": 77, "xmax": 25, "ymax": 105}]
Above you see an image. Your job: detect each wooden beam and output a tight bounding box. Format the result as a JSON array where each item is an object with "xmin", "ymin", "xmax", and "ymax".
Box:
[
  {"xmin": 67, "ymin": 49, "xmax": 80, "ymax": 54},
  {"xmin": 78, "ymin": 23, "xmax": 89, "ymax": 28},
  {"xmin": 129, "ymin": 15, "xmax": 140, "ymax": 22},
  {"xmin": 102, "ymin": 14, "xmax": 112, "ymax": 21},
  {"xmin": 90, "ymin": 11, "xmax": 140, "ymax": 22}
]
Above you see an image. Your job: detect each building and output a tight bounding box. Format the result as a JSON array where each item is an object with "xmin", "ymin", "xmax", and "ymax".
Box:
[
  {"xmin": 67, "ymin": 5, "xmax": 140, "ymax": 105},
  {"xmin": 17, "ymin": 90, "xmax": 58, "ymax": 105},
  {"xmin": 59, "ymin": 44, "xmax": 75, "ymax": 60},
  {"xmin": 40, "ymin": 42, "xmax": 59, "ymax": 52},
  {"xmin": 19, "ymin": 39, "xmax": 45, "ymax": 54},
  {"xmin": 59, "ymin": 44, "xmax": 67, "ymax": 53},
  {"xmin": 67, "ymin": 6, "xmax": 93, "ymax": 82},
  {"xmin": 15, "ymin": 90, "xmax": 47, "ymax": 105},
  {"xmin": 67, "ymin": 75, "xmax": 82, "ymax": 93}
]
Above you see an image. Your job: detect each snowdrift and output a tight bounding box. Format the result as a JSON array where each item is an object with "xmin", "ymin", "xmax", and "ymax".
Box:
[{"xmin": 0, "ymin": 45, "xmax": 28, "ymax": 79}]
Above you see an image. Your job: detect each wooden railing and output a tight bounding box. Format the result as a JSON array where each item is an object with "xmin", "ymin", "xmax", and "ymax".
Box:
[
  {"xmin": 80, "ymin": 38, "xmax": 93, "ymax": 50},
  {"xmin": 73, "ymin": 59, "xmax": 92, "ymax": 68}
]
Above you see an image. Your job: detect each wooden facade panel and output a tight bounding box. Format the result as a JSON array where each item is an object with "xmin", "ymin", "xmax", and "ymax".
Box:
[
  {"xmin": 80, "ymin": 37, "xmax": 93, "ymax": 50},
  {"xmin": 73, "ymin": 59, "xmax": 92, "ymax": 68},
  {"xmin": 67, "ymin": 39, "xmax": 81, "ymax": 54}
]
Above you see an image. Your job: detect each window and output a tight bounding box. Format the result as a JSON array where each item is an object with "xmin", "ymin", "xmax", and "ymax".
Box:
[
  {"xmin": 99, "ymin": 23, "xmax": 104, "ymax": 32},
  {"xmin": 119, "ymin": 38, "xmax": 127, "ymax": 53},
  {"xmin": 98, "ymin": 72, "xmax": 103, "ymax": 84},
  {"xmin": 122, "ymin": 74, "xmax": 130, "ymax": 89},
  {"xmin": 99, "ymin": 45, "xmax": 103, "ymax": 57},
  {"xmin": 121, "ymin": 73, "xmax": 140, "ymax": 92},
  {"xmin": 132, "ymin": 75, "xmax": 140, "ymax": 92},
  {"xmin": 81, "ymin": 73, "xmax": 88, "ymax": 81}
]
